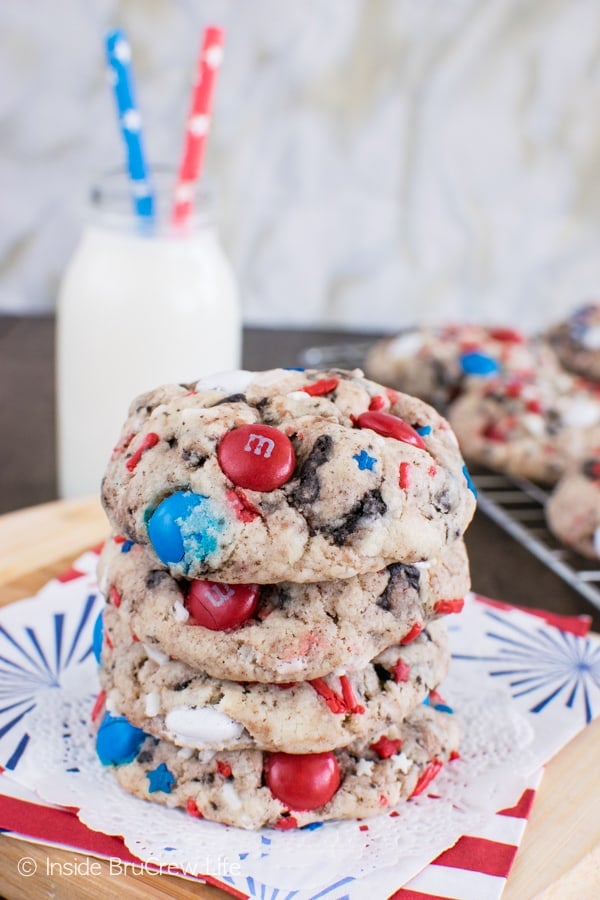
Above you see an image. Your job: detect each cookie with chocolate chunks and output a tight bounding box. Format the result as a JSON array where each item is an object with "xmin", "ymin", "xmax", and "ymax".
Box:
[
  {"xmin": 99, "ymin": 704, "xmax": 460, "ymax": 830},
  {"xmin": 100, "ymin": 608, "xmax": 450, "ymax": 754},
  {"xmin": 97, "ymin": 535, "xmax": 469, "ymax": 683},
  {"xmin": 101, "ymin": 368, "xmax": 476, "ymax": 583}
]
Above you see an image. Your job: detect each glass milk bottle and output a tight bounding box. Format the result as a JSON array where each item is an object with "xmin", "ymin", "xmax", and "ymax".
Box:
[{"xmin": 56, "ymin": 169, "xmax": 241, "ymax": 498}]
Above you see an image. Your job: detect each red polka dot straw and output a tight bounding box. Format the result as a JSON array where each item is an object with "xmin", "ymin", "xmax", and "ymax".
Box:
[{"xmin": 172, "ymin": 26, "xmax": 225, "ymax": 228}]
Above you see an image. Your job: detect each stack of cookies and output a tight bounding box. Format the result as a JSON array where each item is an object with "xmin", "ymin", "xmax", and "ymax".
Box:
[{"xmin": 93, "ymin": 368, "xmax": 476, "ymax": 829}]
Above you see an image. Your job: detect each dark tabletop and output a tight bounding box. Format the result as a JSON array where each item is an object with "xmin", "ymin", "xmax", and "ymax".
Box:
[{"xmin": 1, "ymin": 314, "xmax": 598, "ymax": 628}]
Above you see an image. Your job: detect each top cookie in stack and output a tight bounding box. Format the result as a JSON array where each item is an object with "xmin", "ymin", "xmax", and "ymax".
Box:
[
  {"xmin": 101, "ymin": 368, "xmax": 476, "ymax": 582},
  {"xmin": 95, "ymin": 368, "xmax": 475, "ymax": 829}
]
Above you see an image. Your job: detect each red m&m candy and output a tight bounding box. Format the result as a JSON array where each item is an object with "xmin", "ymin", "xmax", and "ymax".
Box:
[
  {"xmin": 264, "ymin": 751, "xmax": 340, "ymax": 810},
  {"xmin": 356, "ymin": 411, "xmax": 427, "ymax": 450},
  {"xmin": 186, "ymin": 580, "xmax": 259, "ymax": 630},
  {"xmin": 217, "ymin": 424, "xmax": 295, "ymax": 491}
]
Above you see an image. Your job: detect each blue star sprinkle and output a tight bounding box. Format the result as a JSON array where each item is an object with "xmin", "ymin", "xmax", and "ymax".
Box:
[
  {"xmin": 416, "ymin": 425, "xmax": 432, "ymax": 436},
  {"xmin": 147, "ymin": 762, "xmax": 176, "ymax": 794},
  {"xmin": 353, "ymin": 450, "xmax": 377, "ymax": 471}
]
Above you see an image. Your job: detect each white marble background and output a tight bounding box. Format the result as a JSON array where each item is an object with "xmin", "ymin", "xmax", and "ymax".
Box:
[{"xmin": 2, "ymin": 0, "xmax": 600, "ymax": 332}]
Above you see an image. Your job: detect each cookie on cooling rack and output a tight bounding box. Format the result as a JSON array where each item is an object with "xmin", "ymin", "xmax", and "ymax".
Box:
[
  {"xmin": 448, "ymin": 369, "xmax": 600, "ymax": 484},
  {"xmin": 365, "ymin": 324, "xmax": 559, "ymax": 411},
  {"xmin": 101, "ymin": 368, "xmax": 476, "ymax": 583},
  {"xmin": 546, "ymin": 303, "xmax": 600, "ymax": 382},
  {"xmin": 546, "ymin": 456, "xmax": 600, "ymax": 558}
]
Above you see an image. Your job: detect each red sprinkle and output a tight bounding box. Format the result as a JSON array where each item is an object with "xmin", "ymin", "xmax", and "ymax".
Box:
[
  {"xmin": 489, "ymin": 327, "xmax": 525, "ymax": 343},
  {"xmin": 309, "ymin": 676, "xmax": 365, "ymax": 714},
  {"xmin": 389, "ymin": 810, "xmax": 400, "ymax": 818},
  {"xmin": 359, "ymin": 824, "xmax": 369, "ymax": 831},
  {"xmin": 105, "ymin": 633, "xmax": 113, "ymax": 650},
  {"xmin": 125, "ymin": 432, "xmax": 160, "ymax": 472},
  {"xmin": 391, "ymin": 658, "xmax": 411, "ymax": 683},
  {"xmin": 339, "ymin": 675, "xmax": 365, "ymax": 714},
  {"xmin": 410, "ymin": 758, "xmax": 444, "ymax": 798},
  {"xmin": 308, "ymin": 678, "xmax": 346, "ymax": 714},
  {"xmin": 526, "ymin": 399, "xmax": 543, "ymax": 414},
  {"xmin": 356, "ymin": 411, "xmax": 427, "ymax": 450},
  {"xmin": 398, "ymin": 461, "xmax": 411, "ymax": 490},
  {"xmin": 90, "ymin": 690, "xmax": 106, "ymax": 723},
  {"xmin": 113, "ymin": 535, "xmax": 127, "ymax": 545},
  {"xmin": 186, "ymin": 798, "xmax": 203, "ymax": 818},
  {"xmin": 226, "ymin": 488, "xmax": 261, "ymax": 523},
  {"xmin": 370, "ymin": 736, "xmax": 403, "ymax": 759},
  {"xmin": 449, "ymin": 750, "xmax": 461, "ymax": 761},
  {"xmin": 216, "ymin": 760, "xmax": 232, "ymax": 778},
  {"xmin": 428, "ymin": 464, "xmax": 437, "ymax": 477},
  {"xmin": 275, "ymin": 816, "xmax": 299, "ymax": 830},
  {"xmin": 428, "ymin": 689, "xmax": 447, "ymax": 706},
  {"xmin": 368, "ymin": 395, "xmax": 386, "ymax": 411},
  {"xmin": 378, "ymin": 795, "xmax": 389, "ymax": 807},
  {"xmin": 111, "ymin": 431, "xmax": 135, "ymax": 460},
  {"xmin": 109, "ymin": 587, "xmax": 122, "ymax": 608},
  {"xmin": 482, "ymin": 422, "xmax": 506, "ymax": 442},
  {"xmin": 302, "ymin": 377, "xmax": 339, "ymax": 396},
  {"xmin": 400, "ymin": 623, "xmax": 423, "ymax": 645},
  {"xmin": 386, "ymin": 388, "xmax": 399, "ymax": 404},
  {"xmin": 434, "ymin": 597, "xmax": 465, "ymax": 615}
]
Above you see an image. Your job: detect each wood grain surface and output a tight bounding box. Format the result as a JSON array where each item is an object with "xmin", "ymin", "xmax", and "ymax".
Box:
[{"xmin": 0, "ymin": 499, "xmax": 598, "ymax": 900}]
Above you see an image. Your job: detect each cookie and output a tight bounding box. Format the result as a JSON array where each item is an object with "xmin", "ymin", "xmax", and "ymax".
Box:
[
  {"xmin": 546, "ymin": 303, "xmax": 600, "ymax": 381},
  {"xmin": 100, "ymin": 607, "xmax": 450, "ymax": 754},
  {"xmin": 546, "ymin": 456, "xmax": 600, "ymax": 558},
  {"xmin": 365, "ymin": 324, "xmax": 559, "ymax": 411},
  {"xmin": 100, "ymin": 368, "xmax": 476, "ymax": 582},
  {"xmin": 97, "ymin": 536, "xmax": 469, "ymax": 682},
  {"xmin": 97, "ymin": 704, "xmax": 460, "ymax": 830},
  {"xmin": 448, "ymin": 369, "xmax": 600, "ymax": 484}
]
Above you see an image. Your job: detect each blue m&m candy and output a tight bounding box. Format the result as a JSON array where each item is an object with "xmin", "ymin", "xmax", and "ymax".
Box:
[
  {"xmin": 92, "ymin": 609, "xmax": 104, "ymax": 664},
  {"xmin": 147, "ymin": 490, "xmax": 225, "ymax": 568},
  {"xmin": 459, "ymin": 352, "xmax": 501, "ymax": 377},
  {"xmin": 147, "ymin": 490, "xmax": 205, "ymax": 564},
  {"xmin": 96, "ymin": 713, "xmax": 147, "ymax": 766}
]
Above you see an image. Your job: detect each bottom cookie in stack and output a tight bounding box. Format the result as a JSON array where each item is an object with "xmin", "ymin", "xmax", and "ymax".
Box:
[{"xmin": 99, "ymin": 705, "xmax": 459, "ymax": 830}]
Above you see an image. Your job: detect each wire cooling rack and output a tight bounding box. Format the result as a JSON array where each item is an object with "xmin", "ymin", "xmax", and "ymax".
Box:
[
  {"xmin": 470, "ymin": 469, "xmax": 600, "ymax": 613},
  {"xmin": 298, "ymin": 341, "xmax": 600, "ymax": 613}
]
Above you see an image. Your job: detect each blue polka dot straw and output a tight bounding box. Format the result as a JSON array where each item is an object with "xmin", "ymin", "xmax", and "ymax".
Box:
[{"xmin": 105, "ymin": 30, "xmax": 155, "ymax": 223}]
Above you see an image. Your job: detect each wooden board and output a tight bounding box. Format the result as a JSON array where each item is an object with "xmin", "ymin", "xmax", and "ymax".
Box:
[{"xmin": 0, "ymin": 499, "xmax": 598, "ymax": 899}]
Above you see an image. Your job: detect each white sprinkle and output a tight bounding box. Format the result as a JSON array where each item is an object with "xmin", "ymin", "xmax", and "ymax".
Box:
[
  {"xmin": 144, "ymin": 691, "xmax": 161, "ymax": 717},
  {"xmin": 143, "ymin": 643, "xmax": 170, "ymax": 665},
  {"xmin": 356, "ymin": 759, "xmax": 375, "ymax": 777},
  {"xmin": 105, "ymin": 693, "xmax": 117, "ymax": 713},
  {"xmin": 593, "ymin": 527, "xmax": 600, "ymax": 557},
  {"xmin": 177, "ymin": 746, "xmax": 194, "ymax": 759},
  {"xmin": 172, "ymin": 600, "xmax": 190, "ymax": 623},
  {"xmin": 195, "ymin": 370, "xmax": 254, "ymax": 394},
  {"xmin": 391, "ymin": 752, "xmax": 413, "ymax": 774},
  {"xmin": 165, "ymin": 707, "xmax": 244, "ymax": 745},
  {"xmin": 197, "ymin": 749, "xmax": 216, "ymax": 763},
  {"xmin": 150, "ymin": 404, "xmax": 169, "ymax": 418},
  {"xmin": 222, "ymin": 781, "xmax": 242, "ymax": 810},
  {"xmin": 563, "ymin": 399, "xmax": 600, "ymax": 428},
  {"xmin": 521, "ymin": 413, "xmax": 545, "ymax": 438}
]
